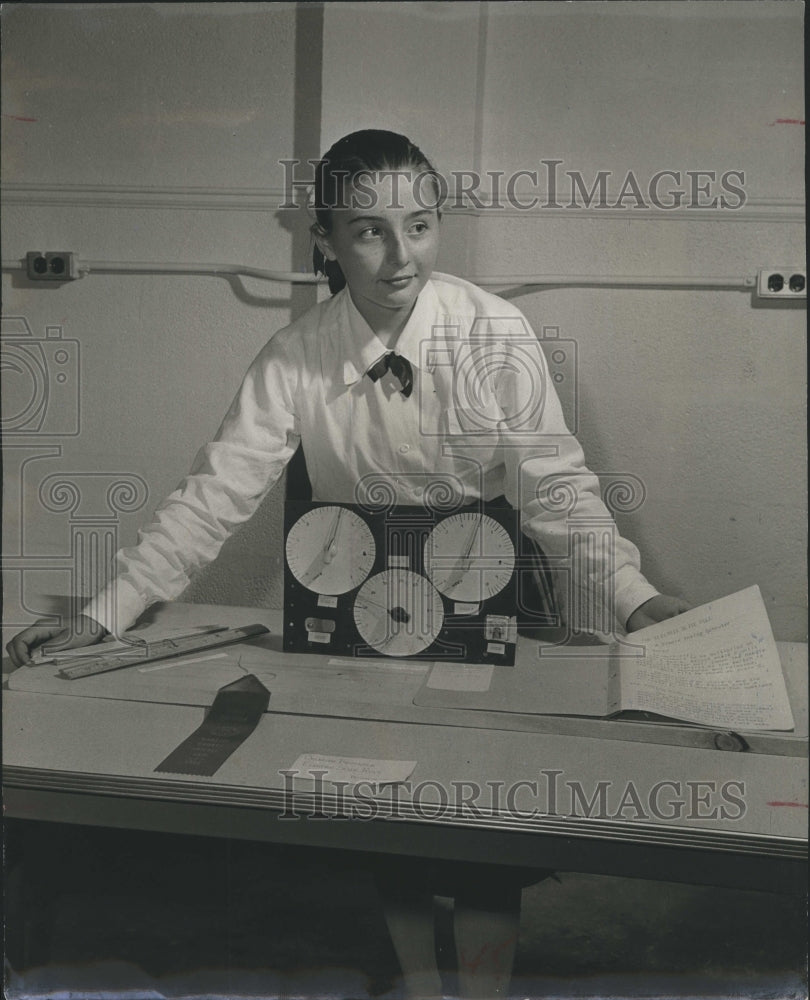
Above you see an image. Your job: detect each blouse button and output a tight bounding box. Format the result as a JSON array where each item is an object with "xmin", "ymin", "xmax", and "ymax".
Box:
[{"xmin": 399, "ymin": 444, "xmax": 411, "ymax": 454}]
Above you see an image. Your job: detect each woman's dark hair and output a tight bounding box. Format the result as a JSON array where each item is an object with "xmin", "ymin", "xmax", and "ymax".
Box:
[{"xmin": 311, "ymin": 129, "xmax": 442, "ymax": 295}]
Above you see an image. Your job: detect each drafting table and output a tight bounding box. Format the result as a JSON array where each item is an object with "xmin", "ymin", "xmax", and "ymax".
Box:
[{"xmin": 3, "ymin": 603, "xmax": 807, "ymax": 894}]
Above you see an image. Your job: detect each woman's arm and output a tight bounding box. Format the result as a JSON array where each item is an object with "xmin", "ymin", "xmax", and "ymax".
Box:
[
  {"xmin": 82, "ymin": 333, "xmax": 301, "ymax": 636},
  {"xmin": 489, "ymin": 313, "xmax": 679, "ymax": 634}
]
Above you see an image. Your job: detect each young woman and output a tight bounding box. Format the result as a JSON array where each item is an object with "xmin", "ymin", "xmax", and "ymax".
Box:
[{"xmin": 8, "ymin": 129, "xmax": 689, "ymax": 998}]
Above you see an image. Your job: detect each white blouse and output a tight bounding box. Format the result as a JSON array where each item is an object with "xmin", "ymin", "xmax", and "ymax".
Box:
[{"xmin": 84, "ymin": 272, "xmax": 658, "ymax": 637}]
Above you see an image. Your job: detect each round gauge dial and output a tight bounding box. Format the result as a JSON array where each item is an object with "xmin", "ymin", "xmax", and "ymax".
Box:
[
  {"xmin": 424, "ymin": 512, "xmax": 515, "ymax": 602},
  {"xmin": 353, "ymin": 569, "xmax": 444, "ymax": 657},
  {"xmin": 286, "ymin": 505, "xmax": 375, "ymax": 595}
]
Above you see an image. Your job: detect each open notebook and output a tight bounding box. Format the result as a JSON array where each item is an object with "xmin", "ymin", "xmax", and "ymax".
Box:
[{"xmin": 417, "ymin": 586, "xmax": 796, "ymax": 732}]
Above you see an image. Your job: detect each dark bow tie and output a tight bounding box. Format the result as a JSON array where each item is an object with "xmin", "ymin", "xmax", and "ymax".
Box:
[{"xmin": 366, "ymin": 352, "xmax": 414, "ymax": 398}]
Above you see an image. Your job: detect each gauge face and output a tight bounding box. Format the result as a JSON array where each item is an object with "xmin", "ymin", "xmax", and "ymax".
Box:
[
  {"xmin": 353, "ymin": 569, "xmax": 444, "ymax": 657},
  {"xmin": 286, "ymin": 505, "xmax": 375, "ymax": 595},
  {"xmin": 423, "ymin": 512, "xmax": 515, "ymax": 603}
]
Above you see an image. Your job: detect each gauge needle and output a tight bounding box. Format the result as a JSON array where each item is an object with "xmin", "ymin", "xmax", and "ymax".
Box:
[
  {"xmin": 356, "ymin": 595, "xmax": 390, "ymax": 614},
  {"xmin": 357, "ymin": 601, "xmax": 394, "ymax": 647},
  {"xmin": 322, "ymin": 507, "xmax": 343, "ymax": 563},
  {"xmin": 444, "ymin": 517, "xmax": 481, "ymax": 591},
  {"xmin": 299, "ymin": 550, "xmax": 327, "ymax": 588},
  {"xmin": 299, "ymin": 508, "xmax": 344, "ymax": 587},
  {"xmin": 356, "ymin": 592, "xmax": 410, "ymax": 649}
]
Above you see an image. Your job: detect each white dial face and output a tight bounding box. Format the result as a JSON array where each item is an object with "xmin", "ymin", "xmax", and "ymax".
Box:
[
  {"xmin": 353, "ymin": 569, "xmax": 444, "ymax": 657},
  {"xmin": 424, "ymin": 512, "xmax": 515, "ymax": 602},
  {"xmin": 286, "ymin": 506, "xmax": 376, "ymax": 595}
]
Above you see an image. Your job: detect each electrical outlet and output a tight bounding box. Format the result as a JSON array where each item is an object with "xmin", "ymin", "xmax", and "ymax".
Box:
[
  {"xmin": 26, "ymin": 252, "xmax": 79, "ymax": 281},
  {"xmin": 756, "ymin": 267, "xmax": 806, "ymax": 299}
]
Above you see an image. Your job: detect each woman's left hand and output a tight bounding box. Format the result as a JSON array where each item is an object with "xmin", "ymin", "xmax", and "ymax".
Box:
[{"xmin": 626, "ymin": 594, "xmax": 692, "ymax": 633}]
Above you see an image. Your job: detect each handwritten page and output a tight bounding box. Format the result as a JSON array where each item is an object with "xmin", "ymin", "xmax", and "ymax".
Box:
[
  {"xmin": 288, "ymin": 753, "xmax": 417, "ymax": 787},
  {"xmin": 616, "ymin": 586, "xmax": 795, "ymax": 731}
]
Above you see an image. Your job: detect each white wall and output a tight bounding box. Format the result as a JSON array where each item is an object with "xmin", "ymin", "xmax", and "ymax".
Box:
[
  {"xmin": 2, "ymin": 3, "xmax": 306, "ymax": 638},
  {"xmin": 2, "ymin": 2, "xmax": 298, "ymax": 188},
  {"xmin": 2, "ymin": 1, "xmax": 806, "ymax": 642}
]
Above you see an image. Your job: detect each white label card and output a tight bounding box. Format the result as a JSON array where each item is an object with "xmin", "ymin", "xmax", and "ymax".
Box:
[
  {"xmin": 308, "ymin": 632, "xmax": 331, "ymax": 644},
  {"xmin": 288, "ymin": 753, "xmax": 417, "ymax": 787}
]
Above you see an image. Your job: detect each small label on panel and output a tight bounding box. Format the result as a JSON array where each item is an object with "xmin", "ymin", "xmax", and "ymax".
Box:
[
  {"xmin": 486, "ymin": 642, "xmax": 506, "ymax": 656},
  {"xmin": 318, "ymin": 594, "xmax": 338, "ymax": 608},
  {"xmin": 389, "ymin": 554, "xmax": 410, "ymax": 568},
  {"xmin": 454, "ymin": 602, "xmax": 479, "ymax": 616},
  {"xmin": 308, "ymin": 631, "xmax": 332, "ymax": 644},
  {"xmin": 485, "ymin": 615, "xmax": 517, "ymax": 644}
]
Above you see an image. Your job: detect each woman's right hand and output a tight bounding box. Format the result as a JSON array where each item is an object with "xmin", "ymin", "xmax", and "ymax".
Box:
[{"xmin": 6, "ymin": 614, "xmax": 108, "ymax": 668}]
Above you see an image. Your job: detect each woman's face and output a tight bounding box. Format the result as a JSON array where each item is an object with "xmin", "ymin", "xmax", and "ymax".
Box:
[{"xmin": 315, "ymin": 169, "xmax": 441, "ymax": 333}]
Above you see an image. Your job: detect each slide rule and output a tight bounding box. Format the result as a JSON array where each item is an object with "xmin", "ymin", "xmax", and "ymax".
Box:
[{"xmin": 56, "ymin": 624, "xmax": 270, "ymax": 680}]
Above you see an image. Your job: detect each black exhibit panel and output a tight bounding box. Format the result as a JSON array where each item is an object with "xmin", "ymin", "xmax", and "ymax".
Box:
[{"xmin": 283, "ymin": 499, "xmax": 550, "ymax": 665}]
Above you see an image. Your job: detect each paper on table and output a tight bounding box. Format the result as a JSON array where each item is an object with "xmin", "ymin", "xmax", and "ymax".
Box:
[
  {"xmin": 414, "ymin": 657, "xmax": 612, "ymax": 717},
  {"xmin": 289, "ymin": 753, "xmax": 417, "ymax": 787},
  {"xmin": 616, "ymin": 586, "xmax": 795, "ymax": 731},
  {"xmin": 427, "ymin": 663, "xmax": 494, "ymax": 692}
]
